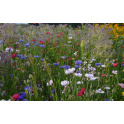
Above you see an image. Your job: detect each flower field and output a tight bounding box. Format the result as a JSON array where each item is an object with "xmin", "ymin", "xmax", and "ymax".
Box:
[{"xmin": 0, "ymin": 23, "xmax": 124, "ymax": 101}]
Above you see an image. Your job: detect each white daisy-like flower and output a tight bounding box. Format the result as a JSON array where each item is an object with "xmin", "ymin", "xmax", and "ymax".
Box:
[
  {"xmin": 95, "ymin": 89, "xmax": 105, "ymax": 93},
  {"xmin": 47, "ymin": 80, "xmax": 53, "ymax": 86},
  {"xmin": 104, "ymin": 87, "xmax": 110, "ymax": 89},
  {"xmin": 101, "ymin": 65, "xmax": 106, "ymax": 67},
  {"xmin": 74, "ymin": 73, "xmax": 82, "ymax": 77},
  {"xmin": 61, "ymin": 80, "xmax": 69, "ymax": 86},
  {"xmin": 65, "ymin": 68, "xmax": 75, "ymax": 75},
  {"xmin": 77, "ymin": 81, "xmax": 83, "ymax": 84}
]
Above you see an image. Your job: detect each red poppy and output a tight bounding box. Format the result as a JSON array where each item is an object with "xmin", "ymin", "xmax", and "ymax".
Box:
[
  {"xmin": 58, "ymin": 27, "xmax": 59, "ymax": 28},
  {"xmin": 48, "ymin": 39, "xmax": 50, "ymax": 41},
  {"xmin": 121, "ymin": 46, "xmax": 123, "ymax": 48},
  {"xmin": 56, "ymin": 35, "xmax": 60, "ymax": 37},
  {"xmin": 11, "ymin": 52, "xmax": 17, "ymax": 58},
  {"xmin": 75, "ymin": 49, "xmax": 78, "ymax": 51},
  {"xmin": 70, "ymin": 39, "xmax": 72, "ymax": 41},
  {"xmin": 60, "ymin": 32, "xmax": 63, "ymax": 35},
  {"xmin": 113, "ymin": 63, "xmax": 118, "ymax": 66},
  {"xmin": 10, "ymin": 42, "xmax": 13, "ymax": 44},
  {"xmin": 68, "ymin": 63, "xmax": 71, "ymax": 65},
  {"xmin": 122, "ymin": 62, "xmax": 124, "ymax": 64},
  {"xmin": 67, "ymin": 58, "xmax": 71, "ymax": 61},
  {"xmin": 11, "ymin": 94, "xmax": 19, "ymax": 101},
  {"xmin": 78, "ymin": 88, "xmax": 85, "ymax": 96},
  {"xmin": 39, "ymin": 40, "xmax": 44, "ymax": 43},
  {"xmin": 76, "ymin": 43, "xmax": 79, "ymax": 46},
  {"xmin": 46, "ymin": 32, "xmax": 50, "ymax": 34},
  {"xmin": 32, "ymin": 39, "xmax": 36, "ymax": 42},
  {"xmin": 42, "ymin": 51, "xmax": 45, "ymax": 54}
]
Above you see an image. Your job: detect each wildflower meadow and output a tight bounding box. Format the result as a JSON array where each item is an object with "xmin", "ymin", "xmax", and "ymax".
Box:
[{"xmin": 0, "ymin": 23, "xmax": 124, "ymax": 101}]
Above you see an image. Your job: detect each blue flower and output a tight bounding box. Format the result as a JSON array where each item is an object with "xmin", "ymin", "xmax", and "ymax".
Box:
[
  {"xmin": 21, "ymin": 57, "xmax": 27, "ymax": 60},
  {"xmin": 21, "ymin": 99, "xmax": 29, "ymax": 101},
  {"xmin": 41, "ymin": 59, "xmax": 45, "ymax": 61},
  {"xmin": 10, "ymin": 74, "xmax": 14, "ymax": 77},
  {"xmin": 23, "ymin": 64, "xmax": 26, "ymax": 66},
  {"xmin": 19, "ymin": 92, "xmax": 26, "ymax": 97},
  {"xmin": 37, "ymin": 84, "xmax": 41, "ymax": 87},
  {"xmin": 19, "ymin": 39, "xmax": 24, "ymax": 42},
  {"xmin": 122, "ymin": 64, "xmax": 124, "ymax": 66},
  {"xmin": 51, "ymin": 90, "xmax": 55, "ymax": 93},
  {"xmin": 75, "ymin": 60, "xmax": 82, "ymax": 65},
  {"xmin": 61, "ymin": 56, "xmax": 67, "ymax": 59},
  {"xmin": 39, "ymin": 45, "xmax": 45, "ymax": 48},
  {"xmin": 95, "ymin": 63, "xmax": 101, "ymax": 66},
  {"xmin": 18, "ymin": 95, "xmax": 24, "ymax": 100},
  {"xmin": 34, "ymin": 55, "xmax": 39, "ymax": 58},
  {"xmin": 24, "ymin": 44, "xmax": 29, "ymax": 47},
  {"xmin": 17, "ymin": 55, "xmax": 23, "ymax": 58},
  {"xmin": 77, "ymin": 71, "xmax": 81, "ymax": 73},
  {"xmin": 45, "ymin": 99, "xmax": 48, "ymax": 101},
  {"xmin": 75, "ymin": 65, "xmax": 81, "ymax": 68},
  {"xmin": 59, "ymin": 66, "xmax": 64, "ymax": 69},
  {"xmin": 53, "ymin": 63, "xmax": 59, "ymax": 67},
  {"xmin": 35, "ymin": 44, "xmax": 38, "ymax": 46},
  {"xmin": 24, "ymin": 86, "xmax": 31, "ymax": 90},
  {"xmin": 64, "ymin": 65, "xmax": 70, "ymax": 69},
  {"xmin": 104, "ymin": 99, "xmax": 110, "ymax": 101}
]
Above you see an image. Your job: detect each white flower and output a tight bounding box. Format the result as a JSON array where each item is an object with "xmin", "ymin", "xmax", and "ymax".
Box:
[
  {"xmin": 61, "ymin": 80, "xmax": 69, "ymax": 86},
  {"xmin": 74, "ymin": 51, "xmax": 77, "ymax": 56},
  {"xmin": 85, "ymin": 73, "xmax": 94, "ymax": 78},
  {"xmin": 68, "ymin": 37, "xmax": 72, "ymax": 39},
  {"xmin": 92, "ymin": 59, "xmax": 96, "ymax": 61},
  {"xmin": 74, "ymin": 73, "xmax": 82, "ymax": 77},
  {"xmin": 101, "ymin": 65, "xmax": 106, "ymax": 67},
  {"xmin": 68, "ymin": 41, "xmax": 71, "ymax": 43},
  {"xmin": 77, "ymin": 81, "xmax": 83, "ymax": 84},
  {"xmin": 104, "ymin": 87, "xmax": 110, "ymax": 89},
  {"xmin": 83, "ymin": 61, "xmax": 87, "ymax": 65},
  {"xmin": 90, "ymin": 67, "xmax": 96, "ymax": 71},
  {"xmin": 95, "ymin": 89, "xmax": 105, "ymax": 93},
  {"xmin": 65, "ymin": 68, "xmax": 75, "ymax": 75},
  {"xmin": 47, "ymin": 80, "xmax": 53, "ymax": 86},
  {"xmin": 5, "ymin": 48, "xmax": 13, "ymax": 53},
  {"xmin": 89, "ymin": 77, "xmax": 98, "ymax": 81},
  {"xmin": 112, "ymin": 70, "xmax": 118, "ymax": 74}
]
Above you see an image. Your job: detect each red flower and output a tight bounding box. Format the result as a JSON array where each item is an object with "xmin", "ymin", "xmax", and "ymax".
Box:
[
  {"xmin": 46, "ymin": 32, "xmax": 50, "ymax": 34},
  {"xmin": 11, "ymin": 94, "xmax": 19, "ymax": 101},
  {"xmin": 56, "ymin": 60, "xmax": 60, "ymax": 63},
  {"xmin": 42, "ymin": 51, "xmax": 45, "ymax": 54},
  {"xmin": 76, "ymin": 43, "xmax": 79, "ymax": 46},
  {"xmin": 39, "ymin": 40, "xmax": 44, "ymax": 43},
  {"xmin": 75, "ymin": 49, "xmax": 78, "ymax": 51},
  {"xmin": 60, "ymin": 32, "xmax": 63, "ymax": 35},
  {"xmin": 56, "ymin": 35, "xmax": 60, "ymax": 37},
  {"xmin": 121, "ymin": 46, "xmax": 123, "ymax": 48},
  {"xmin": 10, "ymin": 42, "xmax": 13, "ymax": 44},
  {"xmin": 78, "ymin": 88, "xmax": 85, "ymax": 96},
  {"xmin": 70, "ymin": 39, "xmax": 72, "ymax": 41},
  {"xmin": 58, "ymin": 27, "xmax": 59, "ymax": 28},
  {"xmin": 76, "ymin": 55, "xmax": 79, "ymax": 58},
  {"xmin": 11, "ymin": 52, "xmax": 17, "ymax": 58},
  {"xmin": 71, "ymin": 47, "xmax": 74, "ymax": 49},
  {"xmin": 33, "ymin": 23, "xmax": 37, "ymax": 24},
  {"xmin": 67, "ymin": 58, "xmax": 71, "ymax": 61},
  {"xmin": 32, "ymin": 39, "xmax": 36, "ymax": 42},
  {"xmin": 48, "ymin": 39, "xmax": 50, "ymax": 41},
  {"xmin": 122, "ymin": 62, "xmax": 124, "ymax": 64},
  {"xmin": 9, "ymin": 46, "xmax": 12, "ymax": 49},
  {"xmin": 68, "ymin": 63, "xmax": 71, "ymax": 65},
  {"xmin": 113, "ymin": 63, "xmax": 118, "ymax": 67}
]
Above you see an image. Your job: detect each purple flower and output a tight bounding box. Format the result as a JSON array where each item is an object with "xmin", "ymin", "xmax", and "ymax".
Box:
[
  {"xmin": 75, "ymin": 60, "xmax": 82, "ymax": 65},
  {"xmin": 53, "ymin": 63, "xmax": 59, "ymax": 67},
  {"xmin": 95, "ymin": 63, "xmax": 101, "ymax": 66},
  {"xmin": 75, "ymin": 65, "xmax": 81, "ymax": 68},
  {"xmin": 24, "ymin": 44, "xmax": 29, "ymax": 47},
  {"xmin": 34, "ymin": 55, "xmax": 39, "ymax": 58},
  {"xmin": 64, "ymin": 65, "xmax": 70, "ymax": 69},
  {"xmin": 39, "ymin": 45, "xmax": 45, "ymax": 48}
]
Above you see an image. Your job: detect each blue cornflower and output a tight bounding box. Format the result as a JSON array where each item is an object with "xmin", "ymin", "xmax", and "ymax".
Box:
[
  {"xmin": 23, "ymin": 64, "xmax": 26, "ymax": 66},
  {"xmin": 104, "ymin": 99, "xmax": 110, "ymax": 101},
  {"xmin": 37, "ymin": 84, "xmax": 41, "ymax": 87},
  {"xmin": 53, "ymin": 63, "xmax": 59, "ymax": 67},
  {"xmin": 45, "ymin": 99, "xmax": 48, "ymax": 101},
  {"xmin": 35, "ymin": 44, "xmax": 38, "ymax": 46},
  {"xmin": 17, "ymin": 55, "xmax": 23, "ymax": 58},
  {"xmin": 21, "ymin": 99, "xmax": 29, "ymax": 101},
  {"xmin": 77, "ymin": 71, "xmax": 81, "ymax": 73},
  {"xmin": 59, "ymin": 66, "xmax": 64, "ymax": 69},
  {"xmin": 51, "ymin": 90, "xmax": 55, "ymax": 93},
  {"xmin": 61, "ymin": 56, "xmax": 67, "ymax": 59},
  {"xmin": 41, "ymin": 59, "xmax": 45, "ymax": 61},
  {"xmin": 24, "ymin": 44, "xmax": 29, "ymax": 47},
  {"xmin": 0, "ymin": 40, "xmax": 3, "ymax": 44},
  {"xmin": 21, "ymin": 57, "xmax": 27, "ymax": 60},
  {"xmin": 39, "ymin": 45, "xmax": 45, "ymax": 48},
  {"xmin": 10, "ymin": 74, "xmax": 14, "ymax": 77},
  {"xmin": 19, "ymin": 39, "xmax": 24, "ymax": 42},
  {"xmin": 19, "ymin": 92, "xmax": 26, "ymax": 97},
  {"xmin": 95, "ymin": 63, "xmax": 101, "ymax": 66},
  {"xmin": 24, "ymin": 86, "xmax": 31, "ymax": 91},
  {"xmin": 75, "ymin": 65, "xmax": 81, "ymax": 68},
  {"xmin": 122, "ymin": 64, "xmax": 124, "ymax": 66},
  {"xmin": 18, "ymin": 95, "xmax": 24, "ymax": 100},
  {"xmin": 64, "ymin": 65, "xmax": 70, "ymax": 69},
  {"xmin": 0, "ymin": 84, "xmax": 4, "ymax": 87},
  {"xmin": 34, "ymin": 55, "xmax": 39, "ymax": 58},
  {"xmin": 75, "ymin": 60, "xmax": 82, "ymax": 65}
]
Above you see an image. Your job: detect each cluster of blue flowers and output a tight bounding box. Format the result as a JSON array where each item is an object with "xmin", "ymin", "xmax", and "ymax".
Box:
[{"xmin": 75, "ymin": 60, "xmax": 82, "ymax": 68}]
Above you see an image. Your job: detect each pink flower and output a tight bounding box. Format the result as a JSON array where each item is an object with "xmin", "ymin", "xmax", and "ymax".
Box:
[
  {"xmin": 11, "ymin": 52, "xmax": 17, "ymax": 58},
  {"xmin": 113, "ymin": 63, "xmax": 118, "ymax": 67},
  {"xmin": 118, "ymin": 83, "xmax": 124, "ymax": 88},
  {"xmin": 78, "ymin": 88, "xmax": 85, "ymax": 96},
  {"xmin": 11, "ymin": 94, "xmax": 19, "ymax": 101}
]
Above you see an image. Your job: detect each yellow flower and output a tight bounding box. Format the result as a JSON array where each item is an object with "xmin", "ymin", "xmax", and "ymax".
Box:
[
  {"xmin": 122, "ymin": 92, "xmax": 124, "ymax": 96},
  {"xmin": 50, "ymin": 48, "xmax": 53, "ymax": 50},
  {"xmin": 111, "ymin": 46, "xmax": 113, "ymax": 49}
]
